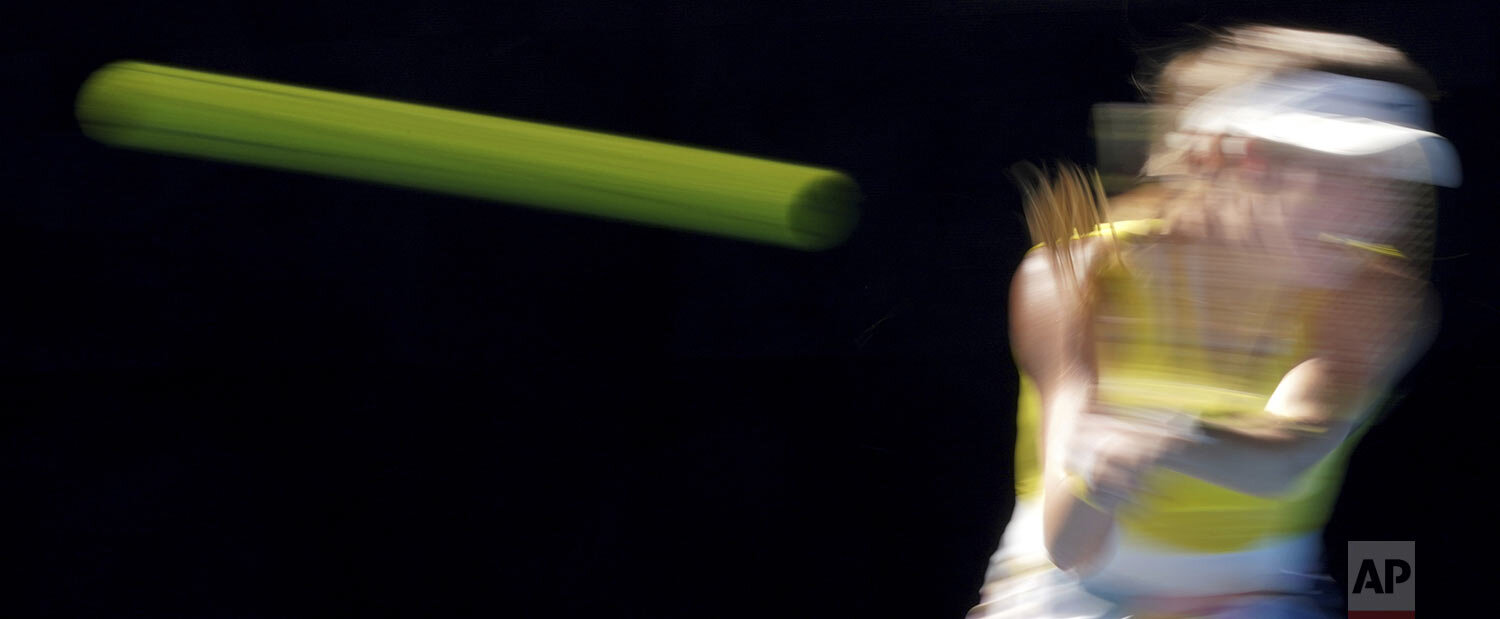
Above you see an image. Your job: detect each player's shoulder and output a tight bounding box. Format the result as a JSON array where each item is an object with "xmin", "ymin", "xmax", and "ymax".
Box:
[
  {"xmin": 1012, "ymin": 237, "xmax": 1110, "ymax": 314},
  {"xmin": 1011, "ymin": 218, "xmax": 1163, "ymax": 321},
  {"xmin": 1016, "ymin": 229, "xmax": 1126, "ymax": 281}
]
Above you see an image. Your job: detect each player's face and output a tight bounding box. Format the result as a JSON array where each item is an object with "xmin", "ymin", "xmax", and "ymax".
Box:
[{"xmin": 1261, "ymin": 152, "xmax": 1406, "ymax": 285}]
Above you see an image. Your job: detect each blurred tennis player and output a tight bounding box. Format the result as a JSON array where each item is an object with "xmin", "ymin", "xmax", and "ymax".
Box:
[{"xmin": 970, "ymin": 25, "xmax": 1455, "ymax": 618}]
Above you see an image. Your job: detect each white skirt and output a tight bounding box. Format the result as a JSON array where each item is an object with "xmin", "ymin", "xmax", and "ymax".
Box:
[{"xmin": 967, "ymin": 499, "xmax": 1337, "ymax": 618}]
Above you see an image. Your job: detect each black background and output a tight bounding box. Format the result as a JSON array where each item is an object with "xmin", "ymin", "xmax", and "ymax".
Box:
[{"xmin": 6, "ymin": 1, "xmax": 1495, "ymax": 617}]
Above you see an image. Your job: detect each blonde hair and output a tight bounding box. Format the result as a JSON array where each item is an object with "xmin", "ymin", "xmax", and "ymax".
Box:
[{"xmin": 1012, "ymin": 161, "xmax": 1115, "ymax": 299}]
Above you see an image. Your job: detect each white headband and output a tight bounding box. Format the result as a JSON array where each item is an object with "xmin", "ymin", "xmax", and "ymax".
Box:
[{"xmin": 1173, "ymin": 70, "xmax": 1461, "ymax": 187}]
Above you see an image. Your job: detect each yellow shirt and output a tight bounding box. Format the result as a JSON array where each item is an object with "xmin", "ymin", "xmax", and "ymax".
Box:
[{"xmin": 1012, "ymin": 220, "xmax": 1390, "ymax": 552}]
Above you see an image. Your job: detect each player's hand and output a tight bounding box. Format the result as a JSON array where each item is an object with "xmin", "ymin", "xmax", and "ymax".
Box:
[{"xmin": 1065, "ymin": 412, "xmax": 1193, "ymax": 511}]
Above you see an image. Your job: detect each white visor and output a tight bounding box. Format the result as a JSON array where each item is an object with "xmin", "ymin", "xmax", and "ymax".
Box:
[{"xmin": 1175, "ymin": 71, "xmax": 1461, "ymax": 187}]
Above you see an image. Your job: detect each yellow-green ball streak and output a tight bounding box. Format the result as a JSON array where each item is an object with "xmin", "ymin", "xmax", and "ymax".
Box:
[{"xmin": 76, "ymin": 61, "xmax": 860, "ymax": 250}]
